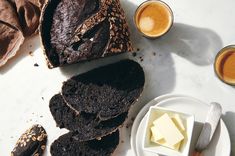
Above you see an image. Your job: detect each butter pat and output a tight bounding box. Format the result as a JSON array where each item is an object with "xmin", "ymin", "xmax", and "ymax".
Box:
[
  {"xmin": 151, "ymin": 113, "xmax": 184, "ymax": 150},
  {"xmin": 172, "ymin": 114, "xmax": 185, "ymax": 132},
  {"xmin": 151, "ymin": 127, "xmax": 181, "ymax": 151},
  {"xmin": 150, "ymin": 126, "xmax": 164, "ymax": 142},
  {"xmin": 157, "ymin": 139, "xmax": 181, "ymax": 151}
]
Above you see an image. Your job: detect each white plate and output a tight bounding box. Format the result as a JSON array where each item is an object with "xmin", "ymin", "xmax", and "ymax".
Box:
[{"xmin": 131, "ymin": 94, "xmax": 231, "ymax": 156}]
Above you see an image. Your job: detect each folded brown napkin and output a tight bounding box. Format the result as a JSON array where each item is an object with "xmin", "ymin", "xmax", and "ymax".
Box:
[
  {"xmin": 15, "ymin": 0, "xmax": 42, "ymax": 36},
  {"xmin": 0, "ymin": 0, "xmax": 24, "ymax": 67},
  {"xmin": 0, "ymin": 0, "xmax": 45, "ymax": 67}
]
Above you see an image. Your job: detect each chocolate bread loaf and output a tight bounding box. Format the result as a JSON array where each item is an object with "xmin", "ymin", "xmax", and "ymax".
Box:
[
  {"xmin": 40, "ymin": 0, "xmax": 133, "ymax": 68},
  {"xmin": 50, "ymin": 130, "xmax": 119, "ymax": 156},
  {"xmin": 49, "ymin": 94, "xmax": 127, "ymax": 141},
  {"xmin": 62, "ymin": 60, "xmax": 145, "ymax": 120}
]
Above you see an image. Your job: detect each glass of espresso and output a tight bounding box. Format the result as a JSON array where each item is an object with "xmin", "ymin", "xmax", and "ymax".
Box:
[
  {"xmin": 214, "ymin": 45, "xmax": 235, "ymax": 85},
  {"xmin": 134, "ymin": 0, "xmax": 174, "ymax": 38}
]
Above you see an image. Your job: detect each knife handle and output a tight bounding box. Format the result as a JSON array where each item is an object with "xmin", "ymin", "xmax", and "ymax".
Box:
[{"xmin": 192, "ymin": 151, "xmax": 203, "ymax": 156}]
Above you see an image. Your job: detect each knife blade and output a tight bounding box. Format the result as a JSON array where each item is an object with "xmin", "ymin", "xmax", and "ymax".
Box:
[{"xmin": 193, "ymin": 102, "xmax": 222, "ymax": 155}]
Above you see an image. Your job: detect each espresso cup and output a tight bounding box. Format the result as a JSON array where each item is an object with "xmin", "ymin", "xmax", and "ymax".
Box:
[
  {"xmin": 214, "ymin": 45, "xmax": 235, "ymax": 85},
  {"xmin": 134, "ymin": 0, "xmax": 174, "ymax": 39}
]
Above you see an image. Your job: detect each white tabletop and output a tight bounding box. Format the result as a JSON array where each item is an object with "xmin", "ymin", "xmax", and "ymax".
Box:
[{"xmin": 0, "ymin": 0, "xmax": 235, "ymax": 155}]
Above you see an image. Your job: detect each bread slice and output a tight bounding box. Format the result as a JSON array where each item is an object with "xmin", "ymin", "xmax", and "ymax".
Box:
[
  {"xmin": 49, "ymin": 94, "xmax": 127, "ymax": 141},
  {"xmin": 50, "ymin": 130, "xmax": 119, "ymax": 156},
  {"xmin": 40, "ymin": 0, "xmax": 133, "ymax": 68},
  {"xmin": 62, "ymin": 59, "xmax": 145, "ymax": 120}
]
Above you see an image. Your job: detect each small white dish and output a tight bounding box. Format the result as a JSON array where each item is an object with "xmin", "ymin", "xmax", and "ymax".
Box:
[
  {"xmin": 143, "ymin": 106, "xmax": 194, "ymax": 156},
  {"xmin": 130, "ymin": 94, "xmax": 183, "ymax": 156},
  {"xmin": 130, "ymin": 94, "xmax": 231, "ymax": 156}
]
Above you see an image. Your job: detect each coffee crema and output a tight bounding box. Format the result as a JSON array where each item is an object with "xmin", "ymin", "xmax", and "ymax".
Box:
[
  {"xmin": 215, "ymin": 46, "xmax": 235, "ymax": 85},
  {"xmin": 134, "ymin": 0, "xmax": 173, "ymax": 38}
]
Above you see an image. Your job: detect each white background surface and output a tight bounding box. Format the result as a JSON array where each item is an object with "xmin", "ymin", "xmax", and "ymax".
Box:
[{"xmin": 0, "ymin": 0, "xmax": 235, "ymax": 155}]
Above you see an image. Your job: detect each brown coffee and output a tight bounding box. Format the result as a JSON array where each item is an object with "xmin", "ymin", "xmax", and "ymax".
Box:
[
  {"xmin": 215, "ymin": 46, "xmax": 235, "ymax": 85},
  {"xmin": 135, "ymin": 0, "xmax": 173, "ymax": 38}
]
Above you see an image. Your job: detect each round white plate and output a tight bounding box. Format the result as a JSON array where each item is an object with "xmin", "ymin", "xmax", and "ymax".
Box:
[{"xmin": 130, "ymin": 94, "xmax": 231, "ymax": 156}]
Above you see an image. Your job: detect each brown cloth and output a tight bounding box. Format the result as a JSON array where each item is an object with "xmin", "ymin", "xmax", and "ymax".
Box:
[
  {"xmin": 0, "ymin": 0, "xmax": 45, "ymax": 67},
  {"xmin": 15, "ymin": 0, "xmax": 45, "ymax": 36},
  {"xmin": 0, "ymin": 0, "xmax": 24, "ymax": 67}
]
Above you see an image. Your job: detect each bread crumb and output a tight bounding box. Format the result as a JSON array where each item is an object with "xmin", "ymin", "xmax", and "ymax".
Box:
[
  {"xmin": 132, "ymin": 52, "xmax": 137, "ymax": 57},
  {"xmin": 131, "ymin": 117, "xmax": 135, "ymax": 122},
  {"xmin": 126, "ymin": 123, "xmax": 133, "ymax": 129},
  {"xmin": 29, "ymin": 51, "xmax": 34, "ymax": 56}
]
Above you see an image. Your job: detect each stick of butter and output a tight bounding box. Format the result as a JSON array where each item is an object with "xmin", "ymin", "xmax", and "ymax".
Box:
[{"xmin": 152, "ymin": 113, "xmax": 184, "ymax": 148}]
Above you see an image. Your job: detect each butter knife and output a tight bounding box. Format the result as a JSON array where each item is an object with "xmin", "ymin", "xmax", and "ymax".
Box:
[{"xmin": 192, "ymin": 102, "xmax": 222, "ymax": 156}]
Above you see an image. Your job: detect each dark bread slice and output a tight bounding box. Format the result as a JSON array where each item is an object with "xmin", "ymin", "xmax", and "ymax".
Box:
[
  {"xmin": 49, "ymin": 94, "xmax": 127, "ymax": 141},
  {"xmin": 40, "ymin": 0, "xmax": 133, "ymax": 68},
  {"xmin": 50, "ymin": 130, "xmax": 119, "ymax": 156},
  {"xmin": 62, "ymin": 59, "xmax": 145, "ymax": 120}
]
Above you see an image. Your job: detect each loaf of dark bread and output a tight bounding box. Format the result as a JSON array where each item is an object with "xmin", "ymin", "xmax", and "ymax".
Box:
[
  {"xmin": 62, "ymin": 59, "xmax": 145, "ymax": 120},
  {"xmin": 50, "ymin": 130, "xmax": 119, "ymax": 156},
  {"xmin": 40, "ymin": 0, "xmax": 133, "ymax": 68},
  {"xmin": 49, "ymin": 94, "xmax": 127, "ymax": 141},
  {"xmin": 11, "ymin": 124, "xmax": 47, "ymax": 156}
]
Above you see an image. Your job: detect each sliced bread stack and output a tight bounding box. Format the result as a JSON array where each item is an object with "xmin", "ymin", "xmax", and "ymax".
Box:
[{"xmin": 49, "ymin": 60, "xmax": 145, "ymax": 156}]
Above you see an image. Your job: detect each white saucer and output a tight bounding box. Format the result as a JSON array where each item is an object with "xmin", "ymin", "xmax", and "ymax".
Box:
[{"xmin": 130, "ymin": 94, "xmax": 231, "ymax": 156}]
